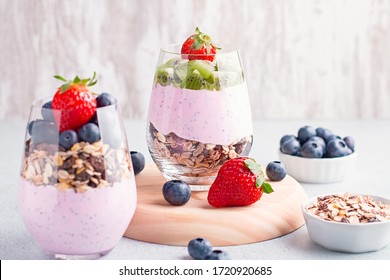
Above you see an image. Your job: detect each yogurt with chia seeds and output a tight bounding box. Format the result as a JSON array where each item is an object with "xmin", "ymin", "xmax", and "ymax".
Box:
[
  {"xmin": 19, "ymin": 177, "xmax": 136, "ymax": 257},
  {"xmin": 148, "ymin": 83, "xmax": 253, "ymax": 146}
]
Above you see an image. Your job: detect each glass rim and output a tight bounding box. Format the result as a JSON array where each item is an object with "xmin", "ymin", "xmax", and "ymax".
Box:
[
  {"xmin": 31, "ymin": 96, "xmax": 118, "ymax": 111},
  {"xmin": 160, "ymin": 43, "xmax": 240, "ymax": 56}
]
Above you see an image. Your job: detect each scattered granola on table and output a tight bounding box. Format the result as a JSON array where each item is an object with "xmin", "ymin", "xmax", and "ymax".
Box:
[{"xmin": 306, "ymin": 193, "xmax": 390, "ymax": 224}]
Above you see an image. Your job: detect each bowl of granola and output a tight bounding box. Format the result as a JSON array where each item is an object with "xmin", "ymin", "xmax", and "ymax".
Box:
[{"xmin": 302, "ymin": 193, "xmax": 390, "ymax": 253}]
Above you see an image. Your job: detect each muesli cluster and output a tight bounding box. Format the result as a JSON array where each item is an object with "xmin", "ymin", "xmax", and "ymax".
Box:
[
  {"xmin": 148, "ymin": 123, "xmax": 252, "ymax": 177},
  {"xmin": 21, "ymin": 140, "xmax": 132, "ymax": 193},
  {"xmin": 306, "ymin": 193, "xmax": 390, "ymax": 224}
]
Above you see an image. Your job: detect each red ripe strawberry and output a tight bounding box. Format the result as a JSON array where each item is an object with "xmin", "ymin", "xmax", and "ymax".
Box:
[
  {"xmin": 181, "ymin": 27, "xmax": 221, "ymax": 62},
  {"xmin": 207, "ymin": 157, "xmax": 274, "ymax": 207},
  {"xmin": 51, "ymin": 72, "xmax": 97, "ymax": 132}
]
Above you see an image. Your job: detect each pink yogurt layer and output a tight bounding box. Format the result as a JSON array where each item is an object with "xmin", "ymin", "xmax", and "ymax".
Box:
[
  {"xmin": 148, "ymin": 83, "xmax": 253, "ymax": 145},
  {"xmin": 19, "ymin": 178, "xmax": 137, "ymax": 256}
]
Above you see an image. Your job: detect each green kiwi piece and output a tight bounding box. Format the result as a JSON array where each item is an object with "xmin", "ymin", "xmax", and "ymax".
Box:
[
  {"xmin": 173, "ymin": 60, "xmax": 191, "ymax": 82},
  {"xmin": 183, "ymin": 70, "xmax": 204, "ymax": 90},
  {"xmin": 188, "ymin": 60, "xmax": 216, "ymax": 79},
  {"xmin": 155, "ymin": 67, "xmax": 175, "ymax": 86},
  {"xmin": 207, "ymin": 71, "xmax": 242, "ymax": 90}
]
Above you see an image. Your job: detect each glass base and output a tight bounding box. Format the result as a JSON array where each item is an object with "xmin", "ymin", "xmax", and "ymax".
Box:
[{"xmin": 47, "ymin": 248, "xmax": 112, "ymax": 260}]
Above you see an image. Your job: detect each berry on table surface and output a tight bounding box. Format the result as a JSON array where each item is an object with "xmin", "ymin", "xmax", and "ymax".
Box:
[
  {"xmin": 52, "ymin": 72, "xmax": 97, "ymax": 131},
  {"xmin": 187, "ymin": 238, "xmax": 212, "ymax": 260},
  {"xmin": 78, "ymin": 123, "xmax": 100, "ymax": 143},
  {"xmin": 162, "ymin": 180, "xmax": 191, "ymax": 206},
  {"xmin": 207, "ymin": 157, "xmax": 273, "ymax": 207},
  {"xmin": 130, "ymin": 151, "xmax": 145, "ymax": 175},
  {"xmin": 266, "ymin": 161, "xmax": 287, "ymax": 181},
  {"xmin": 181, "ymin": 27, "xmax": 220, "ymax": 62},
  {"xmin": 59, "ymin": 130, "xmax": 79, "ymax": 150},
  {"xmin": 204, "ymin": 250, "xmax": 231, "ymax": 260}
]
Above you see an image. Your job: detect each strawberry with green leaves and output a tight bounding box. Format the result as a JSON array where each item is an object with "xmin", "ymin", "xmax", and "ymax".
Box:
[
  {"xmin": 52, "ymin": 72, "xmax": 97, "ymax": 132},
  {"xmin": 207, "ymin": 157, "xmax": 274, "ymax": 207},
  {"xmin": 181, "ymin": 27, "xmax": 221, "ymax": 62}
]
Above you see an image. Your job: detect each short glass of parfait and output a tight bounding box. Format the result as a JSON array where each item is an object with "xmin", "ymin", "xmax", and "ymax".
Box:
[
  {"xmin": 147, "ymin": 44, "xmax": 253, "ymax": 191},
  {"xmin": 19, "ymin": 92, "xmax": 137, "ymax": 259}
]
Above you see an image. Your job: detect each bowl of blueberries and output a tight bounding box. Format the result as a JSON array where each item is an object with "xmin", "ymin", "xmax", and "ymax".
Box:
[{"xmin": 278, "ymin": 125, "xmax": 357, "ymax": 184}]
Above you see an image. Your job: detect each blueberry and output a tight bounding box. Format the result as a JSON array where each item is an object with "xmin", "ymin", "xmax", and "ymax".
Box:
[
  {"xmin": 300, "ymin": 140, "xmax": 324, "ymax": 158},
  {"xmin": 41, "ymin": 101, "xmax": 55, "ymax": 122},
  {"xmin": 130, "ymin": 151, "xmax": 145, "ymax": 175},
  {"xmin": 280, "ymin": 135, "xmax": 296, "ymax": 147},
  {"xmin": 280, "ymin": 137, "xmax": 301, "ymax": 155},
  {"xmin": 297, "ymin": 126, "xmax": 317, "ymax": 143},
  {"xmin": 343, "ymin": 136, "xmax": 355, "ymax": 152},
  {"xmin": 315, "ymin": 127, "xmax": 333, "ymax": 140},
  {"xmin": 89, "ymin": 112, "xmax": 98, "ymax": 125},
  {"xmin": 96, "ymin": 93, "xmax": 117, "ymax": 107},
  {"xmin": 204, "ymin": 250, "xmax": 231, "ymax": 260},
  {"xmin": 28, "ymin": 119, "xmax": 45, "ymax": 135},
  {"xmin": 266, "ymin": 161, "xmax": 287, "ymax": 181},
  {"xmin": 30, "ymin": 120, "xmax": 58, "ymax": 144},
  {"xmin": 162, "ymin": 180, "xmax": 191, "ymax": 206},
  {"xmin": 59, "ymin": 130, "xmax": 79, "ymax": 150},
  {"xmin": 325, "ymin": 134, "xmax": 341, "ymax": 143},
  {"xmin": 78, "ymin": 123, "xmax": 100, "ymax": 143},
  {"xmin": 188, "ymin": 238, "xmax": 212, "ymax": 260},
  {"xmin": 308, "ymin": 136, "xmax": 326, "ymax": 150},
  {"xmin": 326, "ymin": 139, "xmax": 352, "ymax": 158}
]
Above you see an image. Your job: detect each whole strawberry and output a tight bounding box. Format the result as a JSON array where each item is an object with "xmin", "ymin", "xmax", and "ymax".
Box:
[
  {"xmin": 52, "ymin": 72, "xmax": 97, "ymax": 131},
  {"xmin": 181, "ymin": 27, "xmax": 220, "ymax": 62},
  {"xmin": 207, "ymin": 157, "xmax": 273, "ymax": 207}
]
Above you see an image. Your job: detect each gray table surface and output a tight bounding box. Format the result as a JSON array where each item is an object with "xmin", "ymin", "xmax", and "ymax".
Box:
[{"xmin": 1, "ymin": 119, "xmax": 390, "ymax": 260}]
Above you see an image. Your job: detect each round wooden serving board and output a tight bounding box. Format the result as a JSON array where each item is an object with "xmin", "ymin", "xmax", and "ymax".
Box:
[{"xmin": 124, "ymin": 164, "xmax": 308, "ymax": 246}]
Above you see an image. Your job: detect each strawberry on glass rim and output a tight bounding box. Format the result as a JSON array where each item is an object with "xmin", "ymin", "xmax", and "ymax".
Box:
[
  {"xmin": 52, "ymin": 72, "xmax": 97, "ymax": 132},
  {"xmin": 181, "ymin": 27, "xmax": 221, "ymax": 62},
  {"xmin": 207, "ymin": 157, "xmax": 274, "ymax": 207}
]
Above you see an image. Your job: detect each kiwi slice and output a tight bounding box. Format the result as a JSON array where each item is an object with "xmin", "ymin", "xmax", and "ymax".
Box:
[
  {"xmin": 155, "ymin": 67, "xmax": 175, "ymax": 86},
  {"xmin": 183, "ymin": 70, "xmax": 204, "ymax": 90},
  {"xmin": 173, "ymin": 60, "xmax": 191, "ymax": 82},
  {"xmin": 188, "ymin": 60, "xmax": 216, "ymax": 79},
  {"xmin": 207, "ymin": 71, "xmax": 242, "ymax": 90}
]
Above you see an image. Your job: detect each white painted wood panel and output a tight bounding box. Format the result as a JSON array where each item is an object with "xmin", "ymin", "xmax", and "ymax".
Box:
[{"xmin": 1, "ymin": 0, "xmax": 389, "ymax": 120}]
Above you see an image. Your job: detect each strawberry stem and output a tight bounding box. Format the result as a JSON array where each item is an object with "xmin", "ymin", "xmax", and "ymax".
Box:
[
  {"xmin": 54, "ymin": 72, "xmax": 97, "ymax": 94},
  {"xmin": 190, "ymin": 27, "xmax": 221, "ymax": 53}
]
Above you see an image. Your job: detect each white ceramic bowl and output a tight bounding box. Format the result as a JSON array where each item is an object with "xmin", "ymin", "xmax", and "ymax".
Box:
[
  {"xmin": 302, "ymin": 194, "xmax": 390, "ymax": 253},
  {"xmin": 278, "ymin": 151, "xmax": 357, "ymax": 184}
]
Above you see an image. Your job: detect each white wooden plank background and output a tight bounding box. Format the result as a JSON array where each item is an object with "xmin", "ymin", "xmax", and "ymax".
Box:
[{"xmin": 1, "ymin": 0, "xmax": 390, "ymax": 120}]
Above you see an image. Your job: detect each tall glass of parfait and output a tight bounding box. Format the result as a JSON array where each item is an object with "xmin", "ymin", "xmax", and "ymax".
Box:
[{"xmin": 147, "ymin": 28, "xmax": 253, "ymax": 190}]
